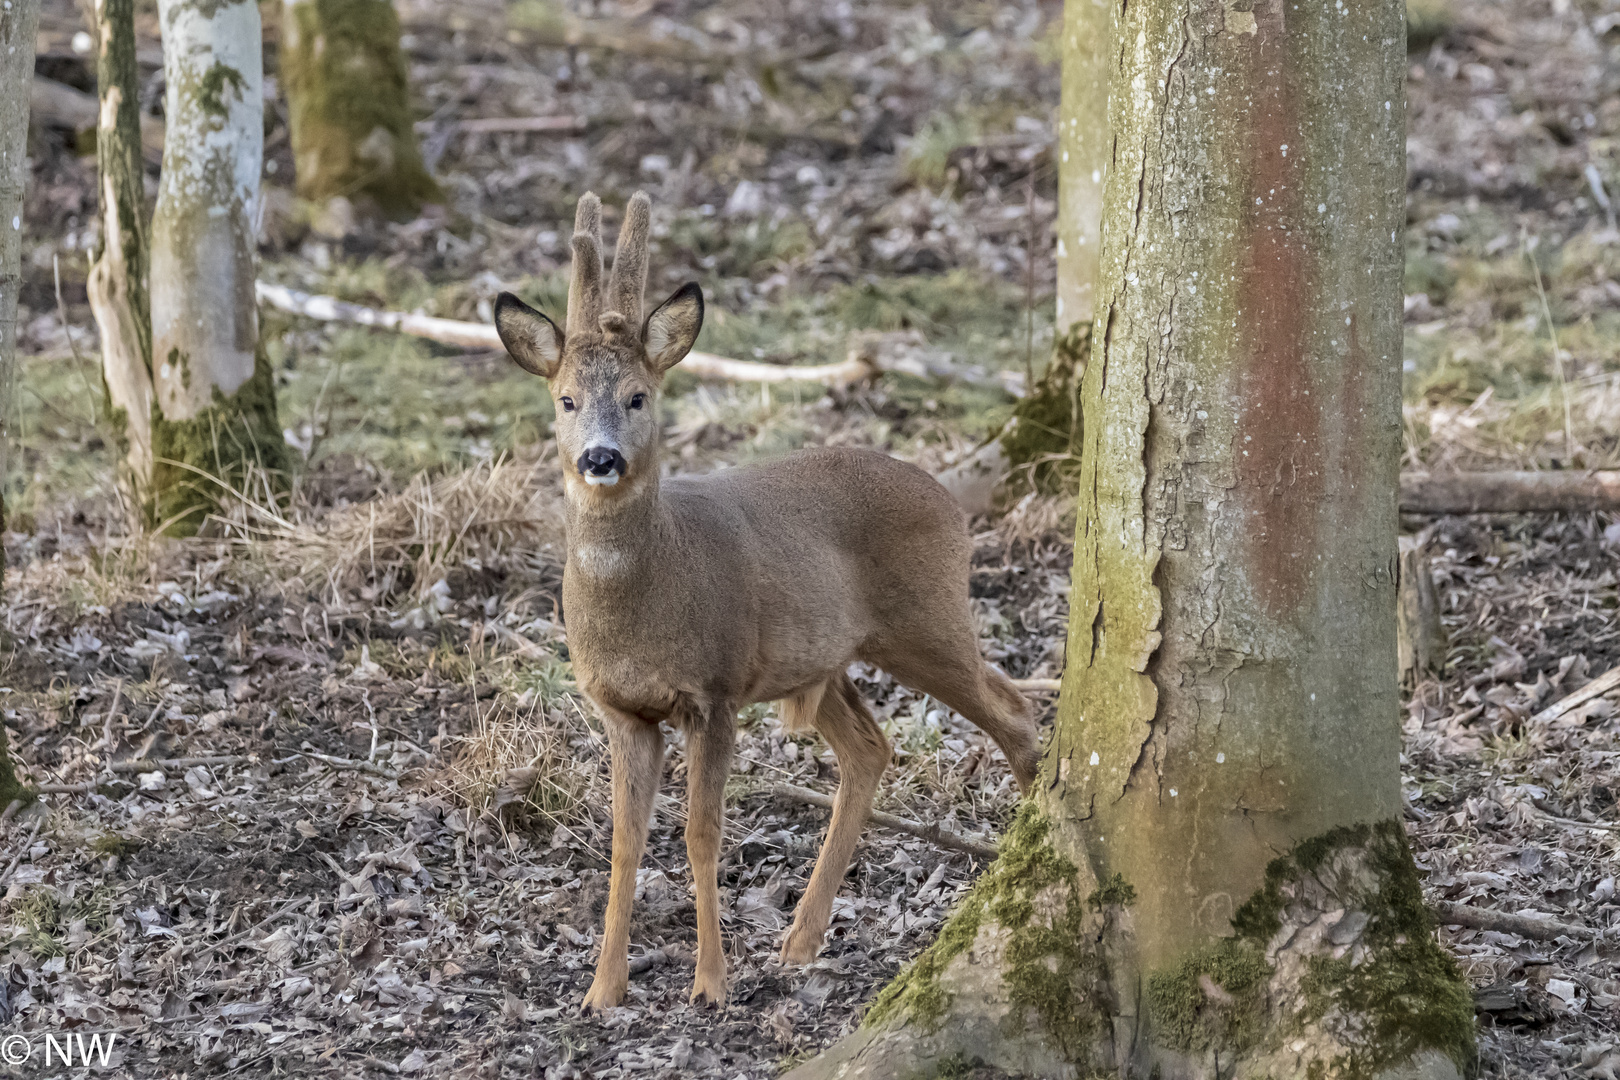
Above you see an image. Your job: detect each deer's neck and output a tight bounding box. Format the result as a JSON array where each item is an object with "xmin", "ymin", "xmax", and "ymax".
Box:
[{"xmin": 564, "ymin": 473, "xmax": 664, "ymax": 584}]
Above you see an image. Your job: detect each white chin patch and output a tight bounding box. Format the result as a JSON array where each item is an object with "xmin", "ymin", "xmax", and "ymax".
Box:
[{"xmin": 583, "ymin": 472, "xmax": 620, "ymax": 487}]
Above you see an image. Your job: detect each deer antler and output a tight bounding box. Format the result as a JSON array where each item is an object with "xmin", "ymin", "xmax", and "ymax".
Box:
[
  {"xmin": 566, "ymin": 192, "xmax": 604, "ymax": 337},
  {"xmin": 605, "ymin": 191, "xmax": 651, "ymax": 327}
]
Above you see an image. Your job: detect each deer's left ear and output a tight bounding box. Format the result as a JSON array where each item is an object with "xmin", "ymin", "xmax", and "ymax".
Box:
[
  {"xmin": 494, "ymin": 292, "xmax": 564, "ymax": 379},
  {"xmin": 642, "ymin": 282, "xmax": 704, "ymax": 373}
]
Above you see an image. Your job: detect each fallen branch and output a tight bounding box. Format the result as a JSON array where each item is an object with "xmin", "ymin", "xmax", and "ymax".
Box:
[
  {"xmin": 1400, "ymin": 470, "xmax": 1620, "ymax": 515},
  {"xmin": 1011, "ymin": 677, "xmax": 1061, "ymax": 693},
  {"xmin": 417, "ymin": 115, "xmax": 585, "ymax": 136},
  {"xmin": 1433, "ymin": 900, "xmax": 1603, "ymax": 941},
  {"xmin": 256, "ymin": 281, "xmax": 872, "ymax": 387},
  {"xmin": 257, "ymin": 283, "xmax": 1029, "ymax": 397},
  {"xmin": 769, "ymin": 782, "xmax": 997, "ymax": 860},
  {"xmin": 1530, "ymin": 663, "xmax": 1620, "ymax": 726}
]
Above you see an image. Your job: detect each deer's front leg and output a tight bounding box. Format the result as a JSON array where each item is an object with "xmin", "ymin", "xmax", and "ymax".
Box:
[
  {"xmin": 582, "ymin": 711, "xmax": 664, "ymax": 1013},
  {"xmin": 684, "ymin": 702, "xmax": 737, "ymax": 1005}
]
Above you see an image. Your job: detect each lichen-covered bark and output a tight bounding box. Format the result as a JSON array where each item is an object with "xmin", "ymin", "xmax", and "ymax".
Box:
[
  {"xmin": 1055, "ymin": 0, "xmax": 1109, "ymax": 331},
  {"xmin": 280, "ymin": 0, "xmax": 441, "ymax": 218},
  {"xmin": 0, "ymin": 0, "xmax": 41, "ymax": 806},
  {"xmin": 150, "ymin": 0, "xmax": 286, "ymax": 534},
  {"xmin": 87, "ymin": 0, "xmax": 156, "ymax": 508},
  {"xmin": 787, "ymin": 1, "xmax": 1474, "ymax": 1077}
]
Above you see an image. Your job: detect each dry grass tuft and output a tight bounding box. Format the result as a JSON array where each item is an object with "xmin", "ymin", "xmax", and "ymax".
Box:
[
  {"xmin": 223, "ymin": 448, "xmax": 567, "ymax": 606},
  {"xmin": 440, "ymin": 665, "xmax": 603, "ymax": 835}
]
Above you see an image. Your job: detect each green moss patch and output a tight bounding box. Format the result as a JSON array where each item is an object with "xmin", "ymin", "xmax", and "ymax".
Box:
[
  {"xmin": 1230, "ymin": 819, "xmax": 1477, "ymax": 1078},
  {"xmin": 149, "ymin": 344, "xmax": 288, "ymax": 535},
  {"xmin": 999, "ymin": 323, "xmax": 1086, "ymax": 498},
  {"xmin": 863, "ymin": 805, "xmax": 1112, "ymax": 1063}
]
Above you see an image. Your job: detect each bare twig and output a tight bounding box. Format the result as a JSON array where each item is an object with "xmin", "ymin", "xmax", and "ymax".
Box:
[
  {"xmin": 1530, "ymin": 663, "xmax": 1620, "ymax": 726},
  {"xmin": 1433, "ymin": 900, "xmax": 1604, "ymax": 941},
  {"xmin": 0, "ymin": 816, "xmax": 44, "ymax": 890},
  {"xmin": 1011, "ymin": 677, "xmax": 1061, "ymax": 693},
  {"xmin": 300, "ymin": 750, "xmax": 399, "ymax": 781},
  {"xmin": 769, "ymin": 782, "xmax": 997, "ymax": 860},
  {"xmin": 109, "ymin": 755, "xmax": 248, "ymax": 774}
]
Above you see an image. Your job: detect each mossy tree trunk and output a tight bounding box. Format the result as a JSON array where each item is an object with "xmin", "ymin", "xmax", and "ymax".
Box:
[
  {"xmin": 149, "ymin": 0, "xmax": 286, "ymax": 535},
  {"xmin": 280, "ymin": 0, "xmax": 441, "ymax": 219},
  {"xmin": 87, "ymin": 0, "xmax": 156, "ymax": 514},
  {"xmin": 787, "ymin": 2, "xmax": 1477, "ymax": 1078},
  {"xmin": 0, "ymin": 0, "xmax": 42, "ymax": 806}
]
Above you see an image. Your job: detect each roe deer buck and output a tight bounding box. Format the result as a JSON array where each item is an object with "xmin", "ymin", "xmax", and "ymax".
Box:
[{"xmin": 492, "ymin": 192, "xmax": 1041, "ymax": 1011}]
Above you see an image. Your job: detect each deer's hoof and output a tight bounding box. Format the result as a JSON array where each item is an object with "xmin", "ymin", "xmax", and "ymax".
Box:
[
  {"xmin": 581, "ymin": 974, "xmax": 627, "ymax": 1013},
  {"xmin": 779, "ymin": 923, "xmax": 825, "ymax": 966},
  {"xmin": 689, "ymin": 966, "xmax": 727, "ymax": 1006}
]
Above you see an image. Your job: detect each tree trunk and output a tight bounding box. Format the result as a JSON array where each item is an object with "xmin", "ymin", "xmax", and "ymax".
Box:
[
  {"xmin": 0, "ymin": 0, "xmax": 41, "ymax": 805},
  {"xmin": 280, "ymin": 0, "xmax": 441, "ymax": 218},
  {"xmin": 1054, "ymin": 0, "xmax": 1109, "ymax": 335},
  {"xmin": 149, "ymin": 0, "xmax": 285, "ymax": 535},
  {"xmin": 87, "ymin": 0, "xmax": 156, "ymax": 512},
  {"xmin": 786, "ymin": 2, "xmax": 1476, "ymax": 1078}
]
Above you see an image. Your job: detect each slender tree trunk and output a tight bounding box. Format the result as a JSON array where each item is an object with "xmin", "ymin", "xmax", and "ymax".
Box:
[
  {"xmin": 150, "ymin": 0, "xmax": 285, "ymax": 535},
  {"xmin": 0, "ymin": 0, "xmax": 41, "ymax": 805},
  {"xmin": 280, "ymin": 0, "xmax": 440, "ymax": 218},
  {"xmin": 87, "ymin": 0, "xmax": 155, "ymax": 513},
  {"xmin": 1054, "ymin": 0, "xmax": 1108, "ymax": 335},
  {"xmin": 787, "ymin": 2, "xmax": 1476, "ymax": 1078}
]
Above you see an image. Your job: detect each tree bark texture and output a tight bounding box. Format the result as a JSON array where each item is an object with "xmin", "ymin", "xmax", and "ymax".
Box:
[
  {"xmin": 150, "ymin": 0, "xmax": 285, "ymax": 534},
  {"xmin": 280, "ymin": 0, "xmax": 441, "ymax": 218},
  {"xmin": 87, "ymin": 0, "xmax": 156, "ymax": 508},
  {"xmin": 1054, "ymin": 0, "xmax": 1109, "ymax": 332},
  {"xmin": 0, "ymin": 0, "xmax": 41, "ymax": 804},
  {"xmin": 786, "ymin": 1, "xmax": 1475, "ymax": 1077}
]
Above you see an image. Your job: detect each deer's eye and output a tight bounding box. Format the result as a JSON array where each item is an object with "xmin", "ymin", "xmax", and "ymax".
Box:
[
  {"xmin": 629, "ymin": 393, "xmax": 646, "ymax": 410},
  {"xmin": 559, "ymin": 396, "xmax": 576, "ymax": 413}
]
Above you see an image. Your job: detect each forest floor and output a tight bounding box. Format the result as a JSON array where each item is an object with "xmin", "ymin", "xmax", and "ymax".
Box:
[{"xmin": 4, "ymin": 0, "xmax": 1620, "ymax": 1076}]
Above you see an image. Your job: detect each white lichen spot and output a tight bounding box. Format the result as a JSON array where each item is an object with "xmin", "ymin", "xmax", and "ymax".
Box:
[
  {"xmin": 1169, "ymin": 788, "xmax": 1178, "ymax": 797},
  {"xmin": 1089, "ymin": 751, "xmax": 1101, "ymax": 766},
  {"xmin": 1318, "ymin": 203, "xmax": 1327, "ymax": 213},
  {"xmin": 1216, "ymin": 752, "xmax": 1226, "ymax": 764}
]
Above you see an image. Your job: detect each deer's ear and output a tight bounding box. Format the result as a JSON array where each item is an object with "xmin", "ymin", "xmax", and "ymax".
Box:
[
  {"xmin": 494, "ymin": 292, "xmax": 564, "ymax": 379},
  {"xmin": 642, "ymin": 282, "xmax": 704, "ymax": 373}
]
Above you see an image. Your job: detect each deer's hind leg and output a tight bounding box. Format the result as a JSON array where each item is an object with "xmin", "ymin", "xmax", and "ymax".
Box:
[{"xmin": 781, "ymin": 673, "xmax": 890, "ymax": 965}]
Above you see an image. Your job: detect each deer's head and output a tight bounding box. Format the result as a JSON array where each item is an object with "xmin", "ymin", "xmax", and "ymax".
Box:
[{"xmin": 494, "ymin": 192, "xmax": 703, "ymax": 498}]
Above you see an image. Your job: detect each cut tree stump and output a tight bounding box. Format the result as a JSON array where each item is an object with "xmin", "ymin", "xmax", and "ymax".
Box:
[{"xmin": 1397, "ymin": 534, "xmax": 1448, "ymax": 687}]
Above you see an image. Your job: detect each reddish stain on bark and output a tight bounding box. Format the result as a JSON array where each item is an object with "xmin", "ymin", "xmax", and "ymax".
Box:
[{"xmin": 1230, "ymin": 1, "xmax": 1324, "ymax": 616}]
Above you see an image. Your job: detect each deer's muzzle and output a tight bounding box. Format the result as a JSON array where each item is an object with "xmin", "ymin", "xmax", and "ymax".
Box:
[{"xmin": 578, "ymin": 446, "xmax": 628, "ymax": 486}]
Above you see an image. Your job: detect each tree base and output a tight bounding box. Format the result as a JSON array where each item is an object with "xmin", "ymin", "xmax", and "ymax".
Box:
[{"xmin": 788, "ymin": 818, "xmax": 1476, "ymax": 1080}]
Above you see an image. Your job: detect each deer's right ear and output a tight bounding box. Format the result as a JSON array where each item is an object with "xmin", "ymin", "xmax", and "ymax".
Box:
[{"xmin": 494, "ymin": 292, "xmax": 564, "ymax": 379}]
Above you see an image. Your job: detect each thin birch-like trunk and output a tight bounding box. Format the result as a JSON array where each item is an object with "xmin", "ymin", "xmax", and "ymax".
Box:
[
  {"xmin": 0, "ymin": 0, "xmax": 42, "ymax": 803},
  {"xmin": 149, "ymin": 0, "xmax": 284, "ymax": 534},
  {"xmin": 786, "ymin": 1, "xmax": 1475, "ymax": 1077},
  {"xmin": 87, "ymin": 0, "xmax": 155, "ymax": 508},
  {"xmin": 280, "ymin": 0, "xmax": 440, "ymax": 218},
  {"xmin": 1054, "ymin": 0, "xmax": 1108, "ymax": 334}
]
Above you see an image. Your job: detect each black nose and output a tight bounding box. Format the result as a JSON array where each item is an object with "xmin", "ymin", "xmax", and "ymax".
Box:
[{"xmin": 578, "ymin": 446, "xmax": 627, "ymax": 477}]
